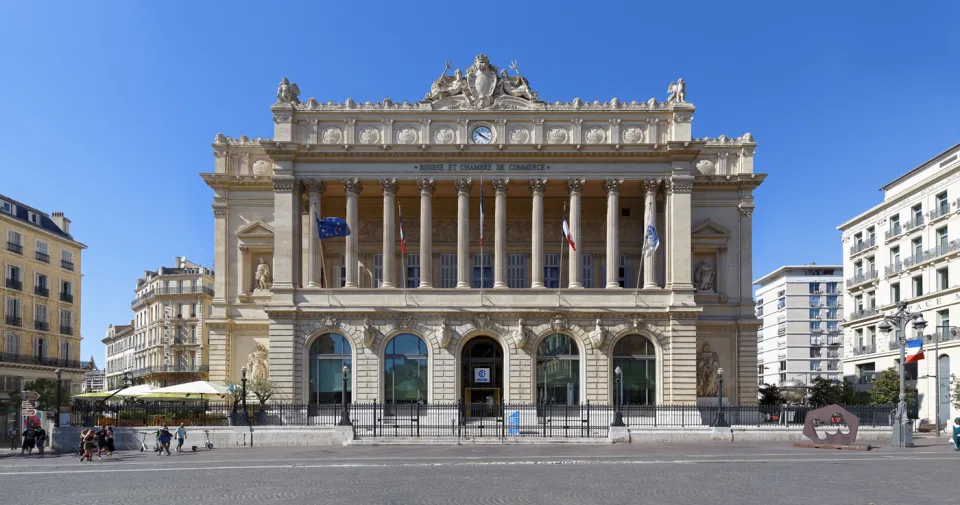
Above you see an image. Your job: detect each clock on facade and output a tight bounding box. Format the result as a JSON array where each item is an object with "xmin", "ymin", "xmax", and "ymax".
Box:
[{"xmin": 471, "ymin": 126, "xmax": 493, "ymax": 144}]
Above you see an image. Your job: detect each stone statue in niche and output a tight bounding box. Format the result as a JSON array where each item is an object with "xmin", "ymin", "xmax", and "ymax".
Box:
[
  {"xmin": 245, "ymin": 344, "xmax": 269, "ymax": 380},
  {"xmin": 694, "ymin": 260, "xmax": 716, "ymax": 292},
  {"xmin": 255, "ymin": 257, "xmax": 272, "ymax": 291},
  {"xmin": 696, "ymin": 343, "xmax": 720, "ymax": 397}
]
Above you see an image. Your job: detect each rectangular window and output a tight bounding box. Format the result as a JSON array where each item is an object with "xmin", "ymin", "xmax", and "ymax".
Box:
[
  {"xmin": 4, "ymin": 333, "xmax": 20, "ymax": 355},
  {"xmin": 26, "ymin": 211, "xmax": 40, "ymax": 225},
  {"xmin": 826, "ymin": 295, "xmax": 837, "ymax": 306},
  {"xmin": 373, "ymin": 254, "xmax": 384, "ymax": 288},
  {"xmin": 333, "ymin": 255, "xmax": 346, "ymax": 287},
  {"xmin": 937, "ymin": 268, "xmax": 949, "ymax": 291},
  {"xmin": 912, "ymin": 204, "xmax": 923, "ymax": 222},
  {"xmin": 891, "ymin": 283, "xmax": 901, "ymax": 303},
  {"xmin": 826, "ymin": 282, "xmax": 839, "ymax": 294},
  {"xmin": 472, "ymin": 253, "xmax": 493, "ymax": 289},
  {"xmin": 913, "ymin": 275, "xmax": 923, "ymax": 297},
  {"xmin": 809, "ymin": 295, "xmax": 821, "ymax": 306},
  {"xmin": 0, "ymin": 200, "xmax": 14, "ymax": 214},
  {"xmin": 855, "ymin": 329, "xmax": 864, "ymax": 348},
  {"xmin": 937, "ymin": 309, "xmax": 950, "ymax": 335},
  {"xmin": 34, "ymin": 304, "xmax": 47, "ymax": 323},
  {"xmin": 777, "ymin": 297, "xmax": 785, "ymax": 309},
  {"xmin": 938, "ymin": 227, "xmax": 949, "ymax": 250},
  {"xmin": 827, "ymin": 309, "xmax": 839, "ymax": 319},
  {"xmin": 34, "ymin": 337, "xmax": 45, "ymax": 358},
  {"xmin": 912, "ymin": 237, "xmax": 923, "ymax": 257},
  {"xmin": 809, "ymin": 321, "xmax": 822, "ymax": 330},
  {"xmin": 6, "ymin": 264, "xmax": 20, "ymax": 283},
  {"xmin": 618, "ymin": 254, "xmax": 629, "ymax": 288},
  {"xmin": 809, "ymin": 308, "xmax": 819, "ymax": 319},
  {"xmin": 855, "ymin": 295, "xmax": 863, "ymax": 311},
  {"xmin": 439, "ymin": 254, "xmax": 457, "ymax": 289},
  {"xmin": 405, "ymin": 254, "xmax": 420, "ymax": 288},
  {"xmin": 7, "ymin": 230, "xmax": 22, "ymax": 245},
  {"xmin": 890, "ymin": 214, "xmax": 900, "ymax": 234},
  {"xmin": 60, "ymin": 249, "xmax": 74, "ymax": 270},
  {"xmin": 581, "ymin": 254, "xmax": 593, "ymax": 288},
  {"xmin": 854, "ymin": 260, "xmax": 863, "ymax": 276},
  {"xmin": 35, "ymin": 240, "xmax": 49, "ymax": 262},
  {"xmin": 60, "ymin": 309, "xmax": 71, "ymax": 328},
  {"xmin": 544, "ymin": 254, "xmax": 560, "ymax": 289},
  {"xmin": 508, "ymin": 254, "xmax": 526, "ymax": 289},
  {"xmin": 60, "ymin": 340, "xmax": 71, "ymax": 361},
  {"xmin": 891, "ymin": 246, "xmax": 900, "ymax": 265},
  {"xmin": 6, "ymin": 297, "xmax": 20, "ymax": 318},
  {"xmin": 937, "ymin": 191, "xmax": 949, "ymax": 215},
  {"xmin": 867, "ymin": 226, "xmax": 875, "ymax": 242},
  {"xmin": 809, "ymin": 282, "xmax": 820, "ymax": 294}
]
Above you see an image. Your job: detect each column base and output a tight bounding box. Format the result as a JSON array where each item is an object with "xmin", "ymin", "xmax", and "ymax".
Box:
[
  {"xmin": 493, "ymin": 282, "xmax": 508, "ymax": 289},
  {"xmin": 456, "ymin": 283, "xmax": 470, "ymax": 289},
  {"xmin": 380, "ymin": 282, "xmax": 396, "ymax": 288},
  {"xmin": 567, "ymin": 283, "xmax": 583, "ymax": 289},
  {"xmin": 605, "ymin": 283, "xmax": 622, "ymax": 289},
  {"xmin": 643, "ymin": 283, "xmax": 659, "ymax": 289},
  {"xmin": 307, "ymin": 282, "xmax": 319, "ymax": 288},
  {"xmin": 530, "ymin": 282, "xmax": 545, "ymax": 289},
  {"xmin": 418, "ymin": 283, "xmax": 433, "ymax": 288},
  {"xmin": 343, "ymin": 282, "xmax": 357, "ymax": 288}
]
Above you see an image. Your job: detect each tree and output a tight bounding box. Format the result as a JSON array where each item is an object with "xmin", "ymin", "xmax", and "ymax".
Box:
[
  {"xmin": 808, "ymin": 378, "xmax": 841, "ymax": 407},
  {"xmin": 224, "ymin": 380, "xmax": 242, "ymax": 411},
  {"xmin": 248, "ymin": 376, "xmax": 282, "ymax": 407},
  {"xmin": 870, "ymin": 367, "xmax": 917, "ymax": 418},
  {"xmin": 22, "ymin": 378, "xmax": 59, "ymax": 411},
  {"xmin": 838, "ymin": 379, "xmax": 871, "ymax": 406},
  {"xmin": 758, "ymin": 384, "xmax": 783, "ymax": 406},
  {"xmin": 951, "ymin": 374, "xmax": 960, "ymax": 410}
]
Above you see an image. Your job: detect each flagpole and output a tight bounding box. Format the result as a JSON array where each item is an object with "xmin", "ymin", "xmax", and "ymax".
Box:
[
  {"xmin": 399, "ymin": 202, "xmax": 407, "ymax": 304},
  {"xmin": 315, "ymin": 205, "xmax": 331, "ymax": 306},
  {"xmin": 559, "ymin": 201, "xmax": 567, "ymax": 299},
  {"xmin": 480, "ymin": 174, "xmax": 485, "ymax": 296}
]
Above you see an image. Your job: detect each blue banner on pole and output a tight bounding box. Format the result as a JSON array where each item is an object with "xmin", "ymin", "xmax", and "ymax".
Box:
[
  {"xmin": 508, "ymin": 411, "xmax": 519, "ymax": 435},
  {"xmin": 316, "ymin": 215, "xmax": 351, "ymax": 240}
]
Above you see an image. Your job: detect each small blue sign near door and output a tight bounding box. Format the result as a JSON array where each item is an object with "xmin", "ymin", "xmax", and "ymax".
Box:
[
  {"xmin": 474, "ymin": 367, "xmax": 490, "ymax": 384},
  {"xmin": 508, "ymin": 411, "xmax": 519, "ymax": 435}
]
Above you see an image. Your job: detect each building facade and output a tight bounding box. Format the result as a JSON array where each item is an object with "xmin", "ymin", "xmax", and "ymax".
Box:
[
  {"xmin": 119, "ymin": 257, "xmax": 214, "ymax": 388},
  {"xmin": 754, "ymin": 265, "xmax": 844, "ymax": 388},
  {"xmin": 839, "ymin": 142, "xmax": 960, "ymax": 426},
  {"xmin": 1, "ymin": 194, "xmax": 88, "ymax": 401},
  {"xmin": 103, "ymin": 323, "xmax": 134, "ymax": 389},
  {"xmin": 81, "ymin": 358, "xmax": 105, "ymax": 393},
  {"xmin": 203, "ymin": 55, "xmax": 764, "ymax": 407}
]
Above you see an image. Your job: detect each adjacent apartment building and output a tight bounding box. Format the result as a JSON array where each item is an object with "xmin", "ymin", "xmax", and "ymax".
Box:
[
  {"xmin": 104, "ymin": 257, "xmax": 214, "ymax": 388},
  {"xmin": 1, "ymin": 194, "xmax": 89, "ymax": 401},
  {"xmin": 838, "ymin": 142, "xmax": 960, "ymax": 427},
  {"xmin": 754, "ymin": 265, "xmax": 844, "ymax": 387},
  {"xmin": 81, "ymin": 357, "xmax": 105, "ymax": 393}
]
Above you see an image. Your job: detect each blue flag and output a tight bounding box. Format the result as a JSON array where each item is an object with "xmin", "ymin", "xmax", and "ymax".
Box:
[
  {"xmin": 316, "ymin": 215, "xmax": 351, "ymax": 240},
  {"xmin": 642, "ymin": 225, "xmax": 660, "ymax": 255}
]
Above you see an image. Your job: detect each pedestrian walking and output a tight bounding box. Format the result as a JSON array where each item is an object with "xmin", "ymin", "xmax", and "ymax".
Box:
[
  {"xmin": 20, "ymin": 425, "xmax": 36, "ymax": 455},
  {"xmin": 105, "ymin": 426, "xmax": 115, "ymax": 456},
  {"xmin": 175, "ymin": 423, "xmax": 187, "ymax": 452},
  {"xmin": 80, "ymin": 429, "xmax": 96, "ymax": 462},
  {"xmin": 34, "ymin": 426, "xmax": 46, "ymax": 455},
  {"xmin": 7, "ymin": 426, "xmax": 17, "ymax": 450},
  {"xmin": 951, "ymin": 417, "xmax": 960, "ymax": 451},
  {"xmin": 157, "ymin": 426, "xmax": 172, "ymax": 456},
  {"xmin": 95, "ymin": 426, "xmax": 109, "ymax": 458}
]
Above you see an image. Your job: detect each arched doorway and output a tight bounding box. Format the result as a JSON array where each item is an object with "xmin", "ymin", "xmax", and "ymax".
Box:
[
  {"xmin": 536, "ymin": 334, "xmax": 580, "ymax": 406},
  {"xmin": 611, "ymin": 334, "xmax": 657, "ymax": 405},
  {"xmin": 460, "ymin": 336, "xmax": 503, "ymax": 416},
  {"xmin": 308, "ymin": 333, "xmax": 352, "ymax": 404}
]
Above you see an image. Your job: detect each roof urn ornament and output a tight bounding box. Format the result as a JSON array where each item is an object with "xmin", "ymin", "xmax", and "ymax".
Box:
[{"xmin": 276, "ymin": 77, "xmax": 301, "ymax": 105}]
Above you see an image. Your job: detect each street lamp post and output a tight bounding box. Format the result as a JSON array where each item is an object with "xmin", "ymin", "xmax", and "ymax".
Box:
[
  {"xmin": 240, "ymin": 366, "xmax": 248, "ymax": 426},
  {"xmin": 338, "ymin": 365, "xmax": 352, "ymax": 426},
  {"xmin": 611, "ymin": 366, "xmax": 625, "ymax": 427},
  {"xmin": 713, "ymin": 367, "xmax": 729, "ymax": 427},
  {"xmin": 878, "ymin": 300, "xmax": 926, "ymax": 448},
  {"xmin": 54, "ymin": 368, "xmax": 62, "ymax": 428}
]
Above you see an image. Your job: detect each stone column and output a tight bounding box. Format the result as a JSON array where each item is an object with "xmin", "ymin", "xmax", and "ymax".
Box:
[
  {"xmin": 305, "ymin": 180, "xmax": 326, "ymax": 288},
  {"xmin": 667, "ymin": 176, "xmax": 694, "ymax": 291},
  {"xmin": 418, "ymin": 178, "xmax": 436, "ymax": 288},
  {"xmin": 341, "ymin": 178, "xmax": 363, "ymax": 288},
  {"xmin": 567, "ymin": 179, "xmax": 584, "ymax": 289},
  {"xmin": 379, "ymin": 179, "xmax": 398, "ymax": 288},
  {"xmin": 604, "ymin": 178, "xmax": 622, "ymax": 288},
  {"xmin": 271, "ymin": 173, "xmax": 298, "ymax": 301},
  {"xmin": 529, "ymin": 179, "xmax": 547, "ymax": 288},
  {"xmin": 492, "ymin": 178, "xmax": 509, "ymax": 289},
  {"xmin": 643, "ymin": 179, "xmax": 660, "ymax": 289},
  {"xmin": 211, "ymin": 201, "xmax": 228, "ymax": 305},
  {"xmin": 454, "ymin": 178, "xmax": 472, "ymax": 289}
]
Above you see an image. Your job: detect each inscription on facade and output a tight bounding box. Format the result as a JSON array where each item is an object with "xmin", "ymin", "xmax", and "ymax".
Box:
[{"xmin": 414, "ymin": 163, "xmax": 549, "ymax": 172}]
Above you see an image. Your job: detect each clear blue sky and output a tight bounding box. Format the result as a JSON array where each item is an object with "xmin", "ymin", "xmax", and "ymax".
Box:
[{"xmin": 2, "ymin": 1, "xmax": 958, "ymax": 364}]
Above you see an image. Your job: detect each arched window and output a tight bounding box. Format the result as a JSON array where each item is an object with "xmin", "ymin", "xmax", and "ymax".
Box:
[
  {"xmin": 612, "ymin": 335, "xmax": 656, "ymax": 405},
  {"xmin": 308, "ymin": 333, "xmax": 351, "ymax": 404},
  {"xmin": 384, "ymin": 333, "xmax": 429, "ymax": 404},
  {"xmin": 536, "ymin": 334, "xmax": 580, "ymax": 405}
]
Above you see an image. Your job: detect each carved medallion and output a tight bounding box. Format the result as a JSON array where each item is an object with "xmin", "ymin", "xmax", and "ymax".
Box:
[
  {"xmin": 584, "ymin": 128, "xmax": 606, "ymax": 144},
  {"xmin": 251, "ymin": 160, "xmax": 273, "ymax": 176},
  {"xmin": 434, "ymin": 128, "xmax": 455, "ymax": 144},
  {"xmin": 696, "ymin": 159, "xmax": 715, "ymax": 175},
  {"xmin": 321, "ymin": 127, "xmax": 343, "ymax": 144},
  {"xmin": 550, "ymin": 313, "xmax": 569, "ymax": 332},
  {"xmin": 509, "ymin": 127, "xmax": 530, "ymax": 144},
  {"xmin": 546, "ymin": 128, "xmax": 568, "ymax": 144},
  {"xmin": 622, "ymin": 127, "xmax": 643, "ymax": 144},
  {"xmin": 396, "ymin": 127, "xmax": 418, "ymax": 144},
  {"xmin": 395, "ymin": 313, "xmax": 414, "ymax": 329},
  {"xmin": 473, "ymin": 313, "xmax": 491, "ymax": 330},
  {"xmin": 358, "ymin": 127, "xmax": 381, "ymax": 145}
]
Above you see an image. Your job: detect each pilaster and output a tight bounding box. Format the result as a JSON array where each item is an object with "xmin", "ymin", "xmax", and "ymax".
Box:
[
  {"xmin": 667, "ymin": 174, "xmax": 694, "ymax": 296},
  {"xmin": 271, "ymin": 167, "xmax": 298, "ymax": 304},
  {"xmin": 418, "ymin": 178, "xmax": 436, "ymax": 288}
]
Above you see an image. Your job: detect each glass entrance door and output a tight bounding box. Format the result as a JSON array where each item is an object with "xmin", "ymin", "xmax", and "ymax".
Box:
[{"xmin": 460, "ymin": 336, "xmax": 503, "ymax": 414}]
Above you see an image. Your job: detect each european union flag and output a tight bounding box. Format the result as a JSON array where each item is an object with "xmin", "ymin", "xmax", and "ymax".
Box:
[{"xmin": 316, "ymin": 215, "xmax": 351, "ymax": 240}]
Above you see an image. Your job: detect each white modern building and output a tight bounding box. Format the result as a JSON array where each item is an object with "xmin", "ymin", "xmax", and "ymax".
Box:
[
  {"xmin": 754, "ymin": 265, "xmax": 844, "ymax": 387},
  {"xmin": 839, "ymin": 142, "xmax": 960, "ymax": 427}
]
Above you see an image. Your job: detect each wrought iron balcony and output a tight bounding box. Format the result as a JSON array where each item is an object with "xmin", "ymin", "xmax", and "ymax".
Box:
[
  {"xmin": 60, "ymin": 292, "xmax": 73, "ymax": 303},
  {"xmin": 34, "ymin": 285, "xmax": 48, "ymax": 297},
  {"xmin": 845, "ymin": 270, "xmax": 878, "ymax": 288},
  {"xmin": 900, "ymin": 239, "xmax": 960, "ymax": 270},
  {"xmin": 6, "ymin": 241, "xmax": 23, "ymax": 254},
  {"xmin": 848, "ymin": 308, "xmax": 879, "ymax": 321},
  {"xmin": 852, "ymin": 344, "xmax": 877, "ymax": 356},
  {"xmin": 131, "ymin": 364, "xmax": 210, "ymax": 376},
  {"xmin": 928, "ymin": 202, "xmax": 951, "ymax": 221},
  {"xmin": 904, "ymin": 214, "xmax": 925, "ymax": 232},
  {"xmin": 60, "ymin": 325, "xmax": 73, "ymax": 336},
  {"xmin": 885, "ymin": 224, "xmax": 903, "ymax": 240},
  {"xmin": 885, "ymin": 261, "xmax": 904, "ymax": 277},
  {"xmin": 849, "ymin": 237, "xmax": 877, "ymax": 256},
  {"xmin": 131, "ymin": 286, "xmax": 215, "ymax": 309},
  {"xmin": 925, "ymin": 325, "xmax": 959, "ymax": 344},
  {"xmin": 0, "ymin": 352, "xmax": 92, "ymax": 370},
  {"xmin": 34, "ymin": 321, "xmax": 49, "ymax": 331},
  {"xmin": 61, "ymin": 259, "xmax": 74, "ymax": 271},
  {"xmin": 35, "ymin": 251, "xmax": 49, "ymax": 263},
  {"xmin": 810, "ymin": 336, "xmax": 824, "ymax": 346},
  {"xmin": 5, "ymin": 316, "xmax": 22, "ymax": 327},
  {"xmin": 5, "ymin": 278, "xmax": 22, "ymax": 291}
]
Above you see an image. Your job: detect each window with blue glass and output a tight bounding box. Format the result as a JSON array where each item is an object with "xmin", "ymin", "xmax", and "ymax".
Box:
[
  {"xmin": 384, "ymin": 333, "xmax": 429, "ymax": 404},
  {"xmin": 612, "ymin": 335, "xmax": 656, "ymax": 405},
  {"xmin": 308, "ymin": 333, "xmax": 351, "ymax": 404},
  {"xmin": 536, "ymin": 334, "xmax": 580, "ymax": 405}
]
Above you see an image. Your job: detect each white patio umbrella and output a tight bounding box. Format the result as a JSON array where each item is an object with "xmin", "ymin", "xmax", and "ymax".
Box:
[{"xmin": 137, "ymin": 380, "xmax": 230, "ymax": 400}]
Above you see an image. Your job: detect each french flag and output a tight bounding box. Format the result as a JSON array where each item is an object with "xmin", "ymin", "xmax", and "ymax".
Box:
[
  {"xmin": 562, "ymin": 205, "xmax": 576, "ymax": 252},
  {"xmin": 397, "ymin": 203, "xmax": 407, "ymax": 254},
  {"xmin": 905, "ymin": 338, "xmax": 924, "ymax": 363}
]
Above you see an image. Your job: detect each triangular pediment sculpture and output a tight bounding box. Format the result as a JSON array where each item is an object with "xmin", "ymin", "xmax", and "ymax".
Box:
[{"xmin": 236, "ymin": 220, "xmax": 275, "ymax": 237}]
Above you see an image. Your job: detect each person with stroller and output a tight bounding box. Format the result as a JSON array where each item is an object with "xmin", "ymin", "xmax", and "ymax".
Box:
[{"xmin": 157, "ymin": 426, "xmax": 172, "ymax": 456}]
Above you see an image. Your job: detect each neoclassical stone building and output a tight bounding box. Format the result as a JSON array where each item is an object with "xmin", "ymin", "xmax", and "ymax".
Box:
[{"xmin": 203, "ymin": 55, "xmax": 764, "ymax": 407}]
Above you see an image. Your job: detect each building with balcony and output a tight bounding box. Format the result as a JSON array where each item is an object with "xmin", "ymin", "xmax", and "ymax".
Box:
[
  {"xmin": 202, "ymin": 55, "xmax": 765, "ymax": 407},
  {"xmin": 81, "ymin": 357, "xmax": 105, "ymax": 393},
  {"xmin": 838, "ymin": 142, "xmax": 960, "ymax": 427},
  {"xmin": 754, "ymin": 265, "xmax": 844, "ymax": 388},
  {"xmin": 104, "ymin": 257, "xmax": 214, "ymax": 388},
  {"xmin": 1, "ymin": 194, "xmax": 89, "ymax": 402}
]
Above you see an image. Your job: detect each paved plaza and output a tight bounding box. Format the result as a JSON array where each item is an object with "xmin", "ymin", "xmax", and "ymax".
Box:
[{"xmin": 0, "ymin": 441, "xmax": 957, "ymax": 505}]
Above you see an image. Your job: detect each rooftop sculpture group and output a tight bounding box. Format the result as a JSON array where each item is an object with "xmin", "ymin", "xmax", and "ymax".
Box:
[{"xmin": 424, "ymin": 54, "xmax": 540, "ymax": 110}]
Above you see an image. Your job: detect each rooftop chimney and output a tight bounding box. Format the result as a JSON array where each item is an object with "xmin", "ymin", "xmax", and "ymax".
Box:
[{"xmin": 51, "ymin": 212, "xmax": 70, "ymax": 234}]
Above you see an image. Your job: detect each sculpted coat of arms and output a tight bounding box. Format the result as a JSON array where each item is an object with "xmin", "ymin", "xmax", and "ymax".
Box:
[{"xmin": 425, "ymin": 54, "xmax": 540, "ymax": 110}]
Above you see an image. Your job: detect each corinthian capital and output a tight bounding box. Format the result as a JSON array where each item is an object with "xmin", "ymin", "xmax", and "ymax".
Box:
[
  {"xmin": 453, "ymin": 178, "xmax": 472, "ymax": 195},
  {"xmin": 528, "ymin": 178, "xmax": 548, "ymax": 195},
  {"xmin": 603, "ymin": 178, "xmax": 623, "ymax": 195},
  {"xmin": 378, "ymin": 178, "xmax": 399, "ymax": 195},
  {"xmin": 273, "ymin": 176, "xmax": 298, "ymax": 193},
  {"xmin": 304, "ymin": 179, "xmax": 326, "ymax": 195},
  {"xmin": 341, "ymin": 178, "xmax": 363, "ymax": 195},
  {"xmin": 417, "ymin": 178, "xmax": 436, "ymax": 195},
  {"xmin": 491, "ymin": 178, "xmax": 510, "ymax": 195},
  {"xmin": 566, "ymin": 178, "xmax": 585, "ymax": 194},
  {"xmin": 643, "ymin": 179, "xmax": 661, "ymax": 195}
]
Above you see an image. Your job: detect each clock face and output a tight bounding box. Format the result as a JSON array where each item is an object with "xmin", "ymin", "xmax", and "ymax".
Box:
[{"xmin": 471, "ymin": 126, "xmax": 493, "ymax": 144}]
